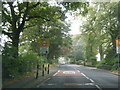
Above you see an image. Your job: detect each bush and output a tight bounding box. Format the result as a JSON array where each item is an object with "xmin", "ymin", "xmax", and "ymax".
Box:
[
  {"xmin": 2, "ymin": 56, "xmax": 21, "ymax": 79},
  {"xmin": 75, "ymin": 60, "xmax": 83, "ymax": 65},
  {"xmin": 19, "ymin": 51, "xmax": 42, "ymax": 73},
  {"xmin": 96, "ymin": 57, "xmax": 118, "ymax": 70},
  {"xmin": 96, "ymin": 59, "xmax": 106, "ymax": 68},
  {"xmin": 2, "ymin": 49, "xmax": 43, "ymax": 79},
  {"xmin": 2, "ymin": 42, "xmax": 46, "ymax": 80},
  {"xmin": 2, "ymin": 42, "xmax": 21, "ymax": 79}
]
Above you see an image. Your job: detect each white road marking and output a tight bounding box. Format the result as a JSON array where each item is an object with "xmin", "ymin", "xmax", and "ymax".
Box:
[
  {"xmin": 86, "ymin": 76, "xmax": 89, "ymax": 80},
  {"xmin": 47, "ymin": 78, "xmax": 50, "ymax": 80},
  {"xmin": 36, "ymin": 78, "xmax": 51, "ymax": 87},
  {"xmin": 64, "ymin": 83, "xmax": 95, "ymax": 86},
  {"xmin": 89, "ymin": 79, "xmax": 94, "ymax": 83},
  {"xmin": 63, "ymin": 71, "xmax": 75, "ymax": 74},
  {"xmin": 53, "ymin": 70, "xmax": 61, "ymax": 76},
  {"xmin": 81, "ymin": 73, "xmax": 86, "ymax": 77},
  {"xmin": 48, "ymin": 83, "xmax": 56, "ymax": 85},
  {"xmin": 87, "ymin": 67, "xmax": 97, "ymax": 70},
  {"xmin": 81, "ymin": 73, "xmax": 102, "ymax": 90},
  {"xmin": 95, "ymin": 85, "xmax": 103, "ymax": 90},
  {"xmin": 77, "ymin": 70, "xmax": 80, "ymax": 72},
  {"xmin": 53, "ymin": 72, "xmax": 58, "ymax": 76},
  {"xmin": 81, "ymin": 73, "xmax": 89, "ymax": 79}
]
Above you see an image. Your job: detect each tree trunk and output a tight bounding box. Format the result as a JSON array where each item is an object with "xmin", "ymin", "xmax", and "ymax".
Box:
[
  {"xmin": 99, "ymin": 44, "xmax": 103, "ymax": 61},
  {"xmin": 111, "ymin": 36, "xmax": 116, "ymax": 54},
  {"xmin": 12, "ymin": 29, "xmax": 21, "ymax": 58},
  {"xmin": 110, "ymin": 32, "xmax": 117, "ymax": 55}
]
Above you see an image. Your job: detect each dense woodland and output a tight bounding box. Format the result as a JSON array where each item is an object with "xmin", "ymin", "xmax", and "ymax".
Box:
[{"xmin": 1, "ymin": 1, "xmax": 120, "ymax": 80}]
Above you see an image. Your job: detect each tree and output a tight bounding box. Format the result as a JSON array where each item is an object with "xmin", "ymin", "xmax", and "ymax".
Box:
[
  {"xmin": 2, "ymin": 2, "xmax": 60, "ymax": 58},
  {"xmin": 81, "ymin": 2, "xmax": 119, "ymax": 65},
  {"xmin": 2, "ymin": 1, "xmax": 89, "ymax": 58},
  {"xmin": 71, "ymin": 35, "xmax": 84, "ymax": 61},
  {"xmin": 19, "ymin": 13, "xmax": 72, "ymax": 61}
]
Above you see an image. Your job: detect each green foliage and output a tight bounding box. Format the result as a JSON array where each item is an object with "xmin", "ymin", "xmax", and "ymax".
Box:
[
  {"xmin": 71, "ymin": 35, "xmax": 85, "ymax": 61},
  {"xmin": 96, "ymin": 57, "xmax": 118, "ymax": 70},
  {"xmin": 75, "ymin": 60, "xmax": 83, "ymax": 65},
  {"xmin": 48, "ymin": 59, "xmax": 58, "ymax": 64},
  {"xmin": 2, "ymin": 42, "xmax": 20, "ymax": 78},
  {"xmin": 2, "ymin": 43, "xmax": 43, "ymax": 79},
  {"xmin": 80, "ymin": 2, "xmax": 119, "ymax": 69},
  {"xmin": 19, "ymin": 51, "xmax": 39, "ymax": 73},
  {"xmin": 2, "ymin": 2, "xmax": 91, "ymax": 80},
  {"xmin": 88, "ymin": 58, "xmax": 97, "ymax": 65},
  {"xmin": 2, "ymin": 57, "xmax": 20, "ymax": 79},
  {"xmin": 20, "ymin": 11, "xmax": 72, "ymax": 60},
  {"xmin": 96, "ymin": 59, "xmax": 106, "ymax": 67},
  {"xmin": 61, "ymin": 2, "xmax": 89, "ymax": 16}
]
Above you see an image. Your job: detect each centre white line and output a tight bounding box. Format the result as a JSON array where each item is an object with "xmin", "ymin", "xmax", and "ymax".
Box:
[
  {"xmin": 89, "ymin": 79, "xmax": 94, "ymax": 83},
  {"xmin": 81, "ymin": 73, "xmax": 102, "ymax": 90}
]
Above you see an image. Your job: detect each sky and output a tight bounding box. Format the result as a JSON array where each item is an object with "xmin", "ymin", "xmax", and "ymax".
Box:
[
  {"xmin": 65, "ymin": 12, "xmax": 86, "ymax": 35},
  {"xmin": 69, "ymin": 19, "xmax": 81, "ymax": 35}
]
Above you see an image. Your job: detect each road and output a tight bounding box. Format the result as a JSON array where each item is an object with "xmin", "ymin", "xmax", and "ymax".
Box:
[{"xmin": 36, "ymin": 64, "xmax": 119, "ymax": 90}]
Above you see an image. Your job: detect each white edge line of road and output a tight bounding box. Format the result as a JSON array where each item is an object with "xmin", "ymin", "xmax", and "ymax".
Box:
[
  {"xmin": 36, "ymin": 77, "xmax": 51, "ymax": 87},
  {"xmin": 81, "ymin": 73, "xmax": 102, "ymax": 90},
  {"xmin": 53, "ymin": 72, "xmax": 58, "ymax": 76},
  {"xmin": 53, "ymin": 70, "xmax": 60, "ymax": 76}
]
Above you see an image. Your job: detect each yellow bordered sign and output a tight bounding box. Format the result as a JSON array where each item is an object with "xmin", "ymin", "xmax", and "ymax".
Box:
[
  {"xmin": 39, "ymin": 40, "xmax": 49, "ymax": 47},
  {"xmin": 116, "ymin": 40, "xmax": 120, "ymax": 46}
]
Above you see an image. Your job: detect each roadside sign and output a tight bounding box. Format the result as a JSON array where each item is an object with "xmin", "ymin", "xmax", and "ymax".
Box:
[
  {"xmin": 39, "ymin": 40, "xmax": 49, "ymax": 55},
  {"xmin": 116, "ymin": 40, "xmax": 120, "ymax": 46},
  {"xmin": 116, "ymin": 40, "xmax": 120, "ymax": 54},
  {"xmin": 39, "ymin": 40, "xmax": 49, "ymax": 47},
  {"xmin": 40, "ymin": 47, "xmax": 49, "ymax": 54}
]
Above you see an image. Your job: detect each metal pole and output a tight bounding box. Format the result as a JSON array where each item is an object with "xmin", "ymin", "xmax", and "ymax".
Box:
[
  {"xmin": 35, "ymin": 62, "xmax": 39, "ymax": 79},
  {"xmin": 118, "ymin": 53, "xmax": 120, "ymax": 89},
  {"xmin": 118, "ymin": 54, "xmax": 120, "ymax": 68},
  {"xmin": 42, "ymin": 64, "xmax": 44, "ymax": 76},
  {"xmin": 47, "ymin": 64, "xmax": 49, "ymax": 74}
]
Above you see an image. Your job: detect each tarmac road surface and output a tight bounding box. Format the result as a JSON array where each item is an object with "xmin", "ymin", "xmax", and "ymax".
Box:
[{"xmin": 36, "ymin": 64, "xmax": 119, "ymax": 90}]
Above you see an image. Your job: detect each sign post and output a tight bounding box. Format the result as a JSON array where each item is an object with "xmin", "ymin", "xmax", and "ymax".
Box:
[
  {"xmin": 39, "ymin": 40, "xmax": 50, "ymax": 76},
  {"xmin": 39, "ymin": 40, "xmax": 49, "ymax": 55},
  {"xmin": 116, "ymin": 39, "xmax": 120, "ymax": 68}
]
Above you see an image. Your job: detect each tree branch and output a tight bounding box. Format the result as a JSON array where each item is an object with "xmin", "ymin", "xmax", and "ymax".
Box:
[
  {"xmin": 2, "ymin": 31, "xmax": 12, "ymax": 39},
  {"xmin": 18, "ymin": 2, "xmax": 29, "ymax": 32},
  {"xmin": 28, "ymin": 2, "xmax": 40, "ymax": 10},
  {"xmin": 18, "ymin": 2, "xmax": 40, "ymax": 32},
  {"xmin": 26, "ymin": 16, "xmax": 50, "ymax": 21},
  {"xmin": 7, "ymin": 2, "xmax": 17, "ymax": 29}
]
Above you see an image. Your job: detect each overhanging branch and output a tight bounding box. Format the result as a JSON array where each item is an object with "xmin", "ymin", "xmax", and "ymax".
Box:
[
  {"xmin": 18, "ymin": 2, "xmax": 40, "ymax": 32},
  {"xmin": 28, "ymin": 2, "xmax": 40, "ymax": 10},
  {"xmin": 2, "ymin": 31, "xmax": 12, "ymax": 39},
  {"xmin": 26, "ymin": 16, "xmax": 50, "ymax": 21}
]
